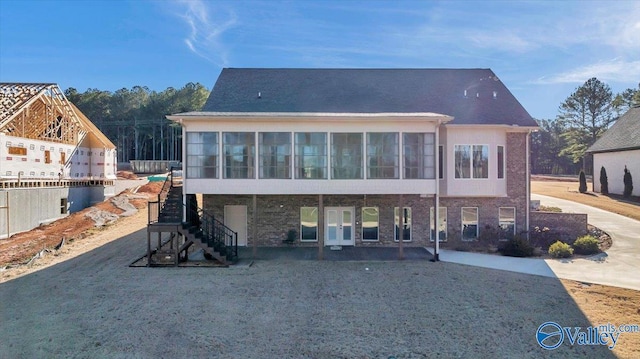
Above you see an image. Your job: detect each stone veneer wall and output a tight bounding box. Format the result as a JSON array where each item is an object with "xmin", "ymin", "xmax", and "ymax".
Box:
[{"xmin": 203, "ymin": 194, "xmax": 435, "ymax": 247}]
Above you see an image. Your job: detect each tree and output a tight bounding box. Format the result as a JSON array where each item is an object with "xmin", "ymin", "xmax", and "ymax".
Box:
[
  {"xmin": 623, "ymin": 166, "xmax": 633, "ymax": 198},
  {"xmin": 530, "ymin": 119, "xmax": 578, "ymax": 174},
  {"xmin": 558, "ymin": 78, "xmax": 614, "ymax": 171},
  {"xmin": 579, "ymin": 170, "xmax": 587, "ymax": 193},
  {"xmin": 599, "ymin": 166, "xmax": 608, "ymax": 194},
  {"xmin": 612, "ymin": 82, "xmax": 640, "ymax": 115}
]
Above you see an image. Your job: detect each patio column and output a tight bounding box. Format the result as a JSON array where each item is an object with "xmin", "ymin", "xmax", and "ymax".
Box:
[
  {"xmin": 398, "ymin": 193, "xmax": 404, "ymax": 260},
  {"xmin": 318, "ymin": 194, "xmax": 324, "ymax": 260},
  {"xmin": 252, "ymin": 194, "xmax": 257, "ymax": 259}
]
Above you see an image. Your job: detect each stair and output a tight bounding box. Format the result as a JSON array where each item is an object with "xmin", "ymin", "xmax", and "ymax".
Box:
[{"xmin": 148, "ymin": 174, "xmax": 238, "ymax": 266}]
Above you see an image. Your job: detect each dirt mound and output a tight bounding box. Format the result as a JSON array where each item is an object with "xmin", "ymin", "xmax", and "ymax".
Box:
[
  {"xmin": 0, "ymin": 191, "xmax": 153, "ymax": 267},
  {"xmin": 137, "ymin": 181, "xmax": 164, "ymax": 195},
  {"xmin": 117, "ymin": 171, "xmax": 138, "ymax": 179}
]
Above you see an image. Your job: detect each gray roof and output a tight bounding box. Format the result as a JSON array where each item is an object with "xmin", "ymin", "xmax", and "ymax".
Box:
[
  {"xmin": 587, "ymin": 106, "xmax": 640, "ymax": 153},
  {"xmin": 200, "ymin": 68, "xmax": 536, "ymax": 126}
]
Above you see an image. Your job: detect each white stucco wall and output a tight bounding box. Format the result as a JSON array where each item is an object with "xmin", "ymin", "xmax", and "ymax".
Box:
[
  {"xmin": 593, "ymin": 149, "xmax": 640, "ymax": 196},
  {"xmin": 442, "ymin": 126, "xmax": 509, "ymax": 197}
]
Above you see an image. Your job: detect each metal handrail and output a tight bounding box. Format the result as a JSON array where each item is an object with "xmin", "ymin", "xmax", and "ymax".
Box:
[{"xmin": 183, "ymin": 202, "xmax": 238, "ymax": 260}]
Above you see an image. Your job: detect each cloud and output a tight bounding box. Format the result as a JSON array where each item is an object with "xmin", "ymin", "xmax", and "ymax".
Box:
[
  {"xmin": 173, "ymin": 0, "xmax": 237, "ymax": 65},
  {"xmin": 535, "ymin": 58, "xmax": 640, "ymax": 84}
]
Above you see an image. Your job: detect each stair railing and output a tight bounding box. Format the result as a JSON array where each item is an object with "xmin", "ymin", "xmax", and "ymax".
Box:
[{"xmin": 183, "ymin": 202, "xmax": 238, "ymax": 260}]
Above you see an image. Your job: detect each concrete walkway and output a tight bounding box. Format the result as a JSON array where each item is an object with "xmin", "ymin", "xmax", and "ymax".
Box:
[{"xmin": 429, "ymin": 194, "xmax": 640, "ymax": 291}]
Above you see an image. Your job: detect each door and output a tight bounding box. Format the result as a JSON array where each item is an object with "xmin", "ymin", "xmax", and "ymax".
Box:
[
  {"xmin": 325, "ymin": 207, "xmax": 355, "ymax": 246},
  {"xmin": 224, "ymin": 205, "xmax": 248, "ymax": 246}
]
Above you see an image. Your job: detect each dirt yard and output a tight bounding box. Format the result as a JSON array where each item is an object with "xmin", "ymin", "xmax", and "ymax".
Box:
[
  {"xmin": 0, "ymin": 178, "xmax": 638, "ymax": 357},
  {"xmin": 532, "ymin": 176, "xmax": 640, "ymax": 221}
]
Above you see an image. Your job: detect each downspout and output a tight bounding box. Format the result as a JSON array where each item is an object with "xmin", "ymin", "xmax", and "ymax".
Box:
[
  {"xmin": 433, "ymin": 119, "xmax": 441, "ymax": 261},
  {"xmin": 526, "ymin": 130, "xmax": 531, "ymax": 240}
]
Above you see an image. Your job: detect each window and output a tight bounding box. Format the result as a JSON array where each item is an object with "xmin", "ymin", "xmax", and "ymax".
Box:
[
  {"xmin": 430, "ymin": 207, "xmax": 447, "ymax": 241},
  {"xmin": 295, "ymin": 133, "xmax": 327, "ymax": 179},
  {"xmin": 259, "ymin": 132, "xmax": 291, "ymax": 179},
  {"xmin": 186, "ymin": 132, "xmax": 218, "ymax": 178},
  {"xmin": 331, "ymin": 133, "xmax": 363, "ymax": 179},
  {"xmin": 438, "ymin": 145, "xmax": 444, "ymax": 179},
  {"xmin": 403, "ymin": 133, "xmax": 435, "ymax": 179},
  {"xmin": 455, "ymin": 145, "xmax": 488, "ymax": 179},
  {"xmin": 7, "ymin": 146, "xmax": 27, "ymax": 155},
  {"xmin": 362, "ymin": 207, "xmax": 379, "ymax": 241},
  {"xmin": 497, "ymin": 145, "xmax": 505, "ymax": 179},
  {"xmin": 394, "ymin": 207, "xmax": 412, "ymax": 241},
  {"xmin": 367, "ymin": 133, "xmax": 398, "ymax": 179},
  {"xmin": 300, "ymin": 207, "xmax": 318, "ymax": 241},
  {"xmin": 499, "ymin": 207, "xmax": 515, "ymax": 239},
  {"xmin": 462, "ymin": 207, "xmax": 478, "ymax": 240},
  {"xmin": 223, "ymin": 132, "xmax": 255, "ymax": 179},
  {"xmin": 60, "ymin": 198, "xmax": 68, "ymax": 214}
]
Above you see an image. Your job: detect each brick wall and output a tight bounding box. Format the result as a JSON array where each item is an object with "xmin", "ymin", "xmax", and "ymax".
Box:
[{"xmin": 530, "ymin": 212, "xmax": 588, "ymax": 244}]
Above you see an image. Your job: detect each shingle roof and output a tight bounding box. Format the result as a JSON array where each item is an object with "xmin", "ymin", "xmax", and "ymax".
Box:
[
  {"xmin": 200, "ymin": 68, "xmax": 536, "ymax": 126},
  {"xmin": 587, "ymin": 106, "xmax": 640, "ymax": 153}
]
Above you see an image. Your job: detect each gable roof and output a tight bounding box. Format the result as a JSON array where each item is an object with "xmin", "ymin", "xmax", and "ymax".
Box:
[
  {"xmin": 199, "ymin": 68, "xmax": 536, "ymax": 126},
  {"xmin": 587, "ymin": 106, "xmax": 640, "ymax": 153},
  {"xmin": 0, "ymin": 83, "xmax": 114, "ymax": 149}
]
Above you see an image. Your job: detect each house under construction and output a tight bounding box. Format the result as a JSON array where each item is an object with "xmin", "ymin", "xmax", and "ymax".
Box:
[{"xmin": 0, "ymin": 83, "xmax": 116, "ymax": 238}]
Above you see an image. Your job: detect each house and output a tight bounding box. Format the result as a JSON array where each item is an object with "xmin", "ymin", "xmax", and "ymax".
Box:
[
  {"xmin": 0, "ymin": 83, "xmax": 116, "ymax": 238},
  {"xmin": 586, "ymin": 106, "xmax": 639, "ymax": 196},
  {"xmin": 166, "ymin": 68, "xmax": 537, "ymax": 254}
]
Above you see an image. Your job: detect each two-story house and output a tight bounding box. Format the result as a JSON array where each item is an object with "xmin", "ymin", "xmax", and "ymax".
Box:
[{"xmin": 167, "ymin": 68, "xmax": 537, "ymax": 254}]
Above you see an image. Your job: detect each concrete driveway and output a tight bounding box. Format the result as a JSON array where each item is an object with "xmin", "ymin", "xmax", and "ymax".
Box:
[
  {"xmin": 533, "ymin": 194, "xmax": 640, "ymax": 290},
  {"xmin": 431, "ymin": 194, "xmax": 640, "ymax": 290}
]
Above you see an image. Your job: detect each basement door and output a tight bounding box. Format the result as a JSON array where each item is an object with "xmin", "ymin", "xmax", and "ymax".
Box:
[
  {"xmin": 324, "ymin": 207, "xmax": 355, "ymax": 246},
  {"xmin": 224, "ymin": 205, "xmax": 247, "ymax": 246}
]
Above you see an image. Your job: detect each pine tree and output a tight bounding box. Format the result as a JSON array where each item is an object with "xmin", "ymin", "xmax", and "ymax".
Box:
[
  {"xmin": 579, "ymin": 170, "xmax": 587, "ymax": 193},
  {"xmin": 623, "ymin": 166, "xmax": 634, "ymax": 198},
  {"xmin": 599, "ymin": 166, "xmax": 609, "ymax": 194}
]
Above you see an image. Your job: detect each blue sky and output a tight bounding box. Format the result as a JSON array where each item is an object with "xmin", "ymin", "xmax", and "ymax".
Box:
[{"xmin": 1, "ymin": 0, "xmax": 638, "ymax": 120}]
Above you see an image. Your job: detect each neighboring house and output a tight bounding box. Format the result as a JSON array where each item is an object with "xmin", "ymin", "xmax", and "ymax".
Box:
[
  {"xmin": 587, "ymin": 106, "xmax": 640, "ymax": 196},
  {"xmin": 167, "ymin": 68, "xmax": 537, "ymax": 250},
  {"xmin": 0, "ymin": 83, "xmax": 117, "ymax": 238}
]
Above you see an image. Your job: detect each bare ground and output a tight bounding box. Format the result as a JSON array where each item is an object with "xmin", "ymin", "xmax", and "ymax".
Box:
[
  {"xmin": 532, "ymin": 176, "xmax": 640, "ymax": 221},
  {"xmin": 0, "ymin": 179, "xmax": 638, "ymax": 357}
]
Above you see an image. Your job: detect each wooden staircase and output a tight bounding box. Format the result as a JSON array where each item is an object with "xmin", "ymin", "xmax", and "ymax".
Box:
[{"xmin": 146, "ymin": 170, "xmax": 238, "ymax": 267}]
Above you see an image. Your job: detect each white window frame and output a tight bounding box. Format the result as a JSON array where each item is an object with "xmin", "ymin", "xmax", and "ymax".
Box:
[
  {"xmin": 294, "ymin": 132, "xmax": 328, "ymax": 179},
  {"xmin": 259, "ymin": 132, "xmax": 292, "ymax": 179},
  {"xmin": 186, "ymin": 132, "xmax": 219, "ymax": 179},
  {"xmin": 361, "ymin": 207, "xmax": 380, "ymax": 241},
  {"xmin": 394, "ymin": 207, "xmax": 412, "ymax": 242},
  {"xmin": 461, "ymin": 207, "xmax": 478, "ymax": 241},
  {"xmin": 331, "ymin": 133, "xmax": 363, "ymax": 179},
  {"xmin": 300, "ymin": 207, "xmax": 318, "ymax": 242},
  {"xmin": 497, "ymin": 145, "xmax": 505, "ymax": 179},
  {"xmin": 454, "ymin": 144, "xmax": 489, "ymax": 179},
  {"xmin": 429, "ymin": 206, "xmax": 447, "ymax": 242}
]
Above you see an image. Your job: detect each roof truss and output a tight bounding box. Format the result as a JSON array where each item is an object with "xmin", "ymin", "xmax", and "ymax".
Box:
[{"xmin": 0, "ymin": 83, "xmax": 87, "ymax": 145}]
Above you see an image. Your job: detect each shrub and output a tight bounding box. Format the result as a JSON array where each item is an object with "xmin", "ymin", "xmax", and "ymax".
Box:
[
  {"xmin": 623, "ymin": 166, "xmax": 633, "ymax": 198},
  {"xmin": 548, "ymin": 241, "xmax": 574, "ymax": 258},
  {"xmin": 573, "ymin": 235, "xmax": 600, "ymax": 255},
  {"xmin": 599, "ymin": 166, "xmax": 608, "ymax": 194},
  {"xmin": 579, "ymin": 170, "xmax": 587, "ymax": 193},
  {"xmin": 498, "ymin": 236, "xmax": 534, "ymax": 257}
]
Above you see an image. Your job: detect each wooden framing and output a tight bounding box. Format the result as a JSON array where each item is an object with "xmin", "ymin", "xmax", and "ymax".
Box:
[{"xmin": 0, "ymin": 83, "xmax": 87, "ymax": 145}]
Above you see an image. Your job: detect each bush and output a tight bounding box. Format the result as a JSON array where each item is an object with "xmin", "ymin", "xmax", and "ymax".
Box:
[
  {"xmin": 579, "ymin": 170, "xmax": 587, "ymax": 193},
  {"xmin": 599, "ymin": 166, "xmax": 608, "ymax": 194},
  {"xmin": 623, "ymin": 166, "xmax": 633, "ymax": 198},
  {"xmin": 573, "ymin": 235, "xmax": 600, "ymax": 255},
  {"xmin": 538, "ymin": 206, "xmax": 562, "ymax": 213},
  {"xmin": 548, "ymin": 241, "xmax": 574, "ymax": 258},
  {"xmin": 498, "ymin": 236, "xmax": 534, "ymax": 257}
]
